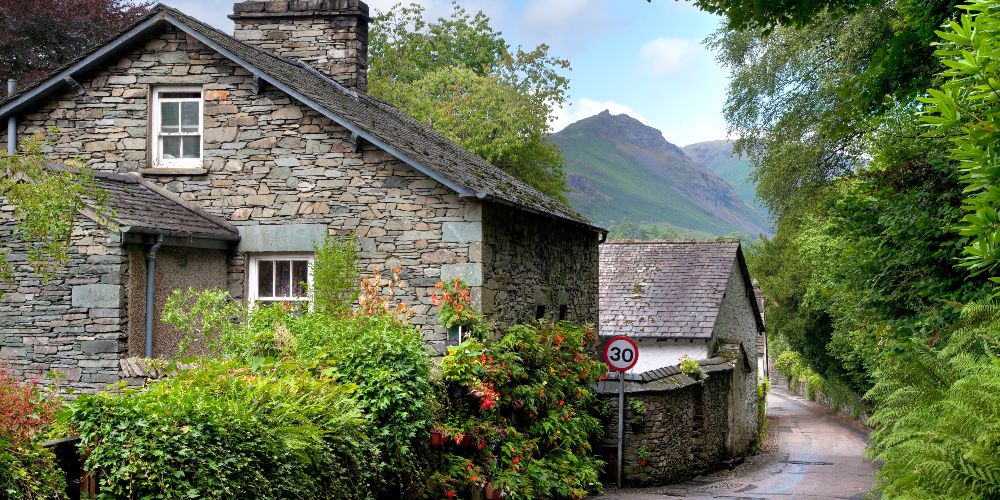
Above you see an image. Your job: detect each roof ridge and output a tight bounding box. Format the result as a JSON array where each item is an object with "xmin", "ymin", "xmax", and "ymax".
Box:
[{"xmin": 603, "ymin": 239, "xmax": 741, "ymax": 245}]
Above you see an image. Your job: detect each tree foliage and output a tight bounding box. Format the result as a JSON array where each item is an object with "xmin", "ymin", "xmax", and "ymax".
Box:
[
  {"xmin": 0, "ymin": 0, "xmax": 150, "ymax": 93},
  {"xmin": 710, "ymin": 0, "xmax": 958, "ymax": 215},
  {"xmin": 0, "ymin": 133, "xmax": 112, "ymax": 297},
  {"xmin": 368, "ymin": 3, "xmax": 571, "ymax": 201},
  {"xmin": 921, "ymin": 0, "xmax": 1000, "ymax": 276}
]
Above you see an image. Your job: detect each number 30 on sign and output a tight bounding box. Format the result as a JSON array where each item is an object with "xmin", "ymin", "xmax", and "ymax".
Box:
[{"xmin": 603, "ymin": 336, "xmax": 639, "ymax": 372}]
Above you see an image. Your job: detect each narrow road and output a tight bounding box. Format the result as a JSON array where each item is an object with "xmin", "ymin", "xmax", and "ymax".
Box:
[{"xmin": 593, "ymin": 386, "xmax": 877, "ymax": 499}]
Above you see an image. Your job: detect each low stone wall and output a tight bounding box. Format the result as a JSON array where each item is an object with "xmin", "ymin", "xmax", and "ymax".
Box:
[
  {"xmin": 766, "ymin": 357, "xmax": 871, "ymax": 424},
  {"xmin": 595, "ymin": 357, "xmax": 744, "ymax": 486}
]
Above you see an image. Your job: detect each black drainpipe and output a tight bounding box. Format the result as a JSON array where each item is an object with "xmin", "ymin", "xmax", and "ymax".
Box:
[{"xmin": 144, "ymin": 235, "xmax": 164, "ymax": 358}]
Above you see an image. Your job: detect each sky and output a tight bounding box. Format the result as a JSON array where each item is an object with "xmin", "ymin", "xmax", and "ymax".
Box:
[{"xmin": 160, "ymin": 0, "xmax": 731, "ymax": 147}]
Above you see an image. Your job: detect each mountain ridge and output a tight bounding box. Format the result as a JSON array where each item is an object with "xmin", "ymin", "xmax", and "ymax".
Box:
[{"xmin": 553, "ymin": 110, "xmax": 769, "ymax": 237}]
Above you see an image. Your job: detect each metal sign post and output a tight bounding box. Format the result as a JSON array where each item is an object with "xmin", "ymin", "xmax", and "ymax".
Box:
[
  {"xmin": 617, "ymin": 370, "xmax": 625, "ymax": 488},
  {"xmin": 602, "ymin": 336, "xmax": 639, "ymax": 489}
]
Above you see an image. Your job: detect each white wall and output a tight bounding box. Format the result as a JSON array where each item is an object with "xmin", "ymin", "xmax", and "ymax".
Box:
[{"xmin": 628, "ymin": 338, "xmax": 710, "ymax": 374}]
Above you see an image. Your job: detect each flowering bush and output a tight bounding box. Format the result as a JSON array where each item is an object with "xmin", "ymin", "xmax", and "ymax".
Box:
[
  {"xmin": 431, "ymin": 322, "xmax": 605, "ymax": 499},
  {"xmin": 679, "ymin": 355, "xmax": 706, "ymax": 381},
  {"xmin": 0, "ymin": 370, "xmax": 65, "ymax": 498},
  {"xmin": 432, "ymin": 278, "xmax": 480, "ymax": 328}
]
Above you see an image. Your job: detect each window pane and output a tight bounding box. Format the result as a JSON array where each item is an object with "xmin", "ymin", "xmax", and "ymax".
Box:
[
  {"xmin": 181, "ymin": 101, "xmax": 199, "ymax": 133},
  {"xmin": 181, "ymin": 136, "xmax": 200, "ymax": 158},
  {"xmin": 161, "ymin": 136, "xmax": 181, "ymax": 159},
  {"xmin": 160, "ymin": 102, "xmax": 179, "ymax": 132},
  {"xmin": 275, "ymin": 260, "xmax": 291, "ymax": 297},
  {"xmin": 257, "ymin": 260, "xmax": 274, "ymax": 298},
  {"xmin": 292, "ymin": 261, "xmax": 308, "ymax": 296}
]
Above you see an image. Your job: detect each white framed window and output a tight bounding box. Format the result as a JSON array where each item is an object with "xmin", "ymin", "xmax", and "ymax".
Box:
[
  {"xmin": 151, "ymin": 86, "xmax": 203, "ymax": 168},
  {"xmin": 247, "ymin": 254, "xmax": 314, "ymax": 308}
]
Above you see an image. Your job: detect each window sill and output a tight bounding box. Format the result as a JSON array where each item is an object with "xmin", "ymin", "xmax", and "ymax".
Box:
[{"xmin": 137, "ymin": 167, "xmax": 208, "ymax": 176}]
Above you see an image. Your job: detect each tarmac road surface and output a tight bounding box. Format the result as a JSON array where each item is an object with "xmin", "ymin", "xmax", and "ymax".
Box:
[{"xmin": 593, "ymin": 385, "xmax": 877, "ymax": 499}]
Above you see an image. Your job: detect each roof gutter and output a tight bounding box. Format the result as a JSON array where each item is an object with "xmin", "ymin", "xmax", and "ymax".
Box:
[{"xmin": 6, "ymin": 79, "xmax": 14, "ymax": 155}]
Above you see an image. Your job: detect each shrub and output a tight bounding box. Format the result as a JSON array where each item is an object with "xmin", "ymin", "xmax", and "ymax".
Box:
[
  {"xmin": 756, "ymin": 377, "xmax": 770, "ymax": 449},
  {"xmin": 806, "ymin": 374, "xmax": 823, "ymax": 401},
  {"xmin": 68, "ymin": 360, "xmax": 374, "ymax": 499},
  {"xmin": 311, "ymin": 234, "xmax": 359, "ymax": 317},
  {"xmin": 679, "ymin": 355, "xmax": 706, "ymax": 380},
  {"xmin": 164, "ymin": 289, "xmax": 435, "ymax": 497},
  {"xmin": 272, "ymin": 313, "xmax": 435, "ymax": 497},
  {"xmin": 866, "ymin": 300, "xmax": 1000, "ymax": 498},
  {"xmin": 0, "ymin": 371, "xmax": 64, "ymax": 499},
  {"xmin": 434, "ymin": 322, "xmax": 605, "ymax": 499},
  {"xmin": 774, "ymin": 350, "xmax": 804, "ymax": 381}
]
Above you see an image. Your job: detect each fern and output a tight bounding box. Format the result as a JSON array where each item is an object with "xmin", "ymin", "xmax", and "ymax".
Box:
[{"xmin": 866, "ymin": 300, "xmax": 1000, "ymax": 498}]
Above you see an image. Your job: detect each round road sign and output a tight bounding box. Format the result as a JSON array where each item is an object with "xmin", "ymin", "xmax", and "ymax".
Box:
[{"xmin": 603, "ymin": 336, "xmax": 639, "ymax": 372}]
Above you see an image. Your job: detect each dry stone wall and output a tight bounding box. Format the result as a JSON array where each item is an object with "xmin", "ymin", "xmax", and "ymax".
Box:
[
  {"xmin": 595, "ymin": 357, "xmax": 750, "ymax": 487},
  {"xmin": 0, "ymin": 211, "xmax": 128, "ymax": 394}
]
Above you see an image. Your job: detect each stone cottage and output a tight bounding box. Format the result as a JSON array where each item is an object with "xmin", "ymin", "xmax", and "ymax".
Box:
[
  {"xmin": 0, "ymin": 1, "xmax": 604, "ymax": 394},
  {"xmin": 596, "ymin": 240, "xmax": 763, "ymax": 485}
]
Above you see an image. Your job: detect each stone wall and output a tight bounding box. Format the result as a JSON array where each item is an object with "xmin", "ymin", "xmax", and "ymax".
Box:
[
  {"xmin": 0, "ymin": 211, "xmax": 128, "ymax": 394},
  {"xmin": 711, "ymin": 258, "xmax": 760, "ymax": 456},
  {"xmin": 9, "ymin": 25, "xmax": 484, "ymax": 349},
  {"xmin": 596, "ymin": 357, "xmax": 752, "ymax": 487},
  {"xmin": 481, "ymin": 204, "xmax": 599, "ymax": 328}
]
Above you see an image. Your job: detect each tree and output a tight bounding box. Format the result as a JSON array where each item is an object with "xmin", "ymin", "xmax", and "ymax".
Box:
[
  {"xmin": 0, "ymin": 0, "xmax": 151, "ymax": 95},
  {"xmin": 0, "ymin": 134, "xmax": 111, "ymax": 298},
  {"xmin": 709, "ymin": 0, "xmax": 958, "ymax": 216},
  {"xmin": 368, "ymin": 3, "xmax": 571, "ymax": 202}
]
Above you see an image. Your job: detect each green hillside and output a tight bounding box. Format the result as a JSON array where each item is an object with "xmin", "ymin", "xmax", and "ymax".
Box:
[
  {"xmin": 682, "ymin": 139, "xmax": 769, "ymax": 217},
  {"xmin": 553, "ymin": 111, "xmax": 770, "ymax": 237}
]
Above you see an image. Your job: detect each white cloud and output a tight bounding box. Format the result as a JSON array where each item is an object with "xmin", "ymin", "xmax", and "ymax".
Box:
[
  {"xmin": 637, "ymin": 37, "xmax": 702, "ymax": 76},
  {"xmin": 551, "ymin": 98, "xmax": 657, "ymax": 133},
  {"xmin": 515, "ymin": 0, "xmax": 626, "ymax": 54}
]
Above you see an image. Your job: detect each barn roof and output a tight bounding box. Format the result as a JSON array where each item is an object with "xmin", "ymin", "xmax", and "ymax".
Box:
[
  {"xmin": 0, "ymin": 4, "xmax": 601, "ymax": 233},
  {"xmin": 599, "ymin": 240, "xmax": 764, "ymax": 339}
]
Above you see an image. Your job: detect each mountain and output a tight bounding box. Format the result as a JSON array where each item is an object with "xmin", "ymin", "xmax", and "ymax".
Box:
[
  {"xmin": 552, "ymin": 111, "xmax": 770, "ymax": 237},
  {"xmin": 682, "ymin": 140, "xmax": 768, "ymax": 217}
]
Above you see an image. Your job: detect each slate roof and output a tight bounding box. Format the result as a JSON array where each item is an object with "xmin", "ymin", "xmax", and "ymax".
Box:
[
  {"xmin": 0, "ymin": 4, "xmax": 600, "ymax": 232},
  {"xmin": 599, "ymin": 240, "xmax": 759, "ymax": 339},
  {"xmin": 92, "ymin": 172, "xmax": 238, "ymax": 241}
]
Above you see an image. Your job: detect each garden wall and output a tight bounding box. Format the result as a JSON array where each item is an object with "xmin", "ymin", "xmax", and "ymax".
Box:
[
  {"xmin": 767, "ymin": 356, "xmax": 871, "ymax": 425},
  {"xmin": 595, "ymin": 356, "xmax": 752, "ymax": 486}
]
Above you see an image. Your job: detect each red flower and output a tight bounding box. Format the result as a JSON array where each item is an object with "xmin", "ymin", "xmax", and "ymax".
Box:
[
  {"xmin": 446, "ymin": 490, "xmax": 455, "ymax": 499},
  {"xmin": 513, "ymin": 456, "xmax": 520, "ymax": 465}
]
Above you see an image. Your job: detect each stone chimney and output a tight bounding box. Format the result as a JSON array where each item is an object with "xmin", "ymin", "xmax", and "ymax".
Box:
[{"xmin": 230, "ymin": 0, "xmax": 369, "ymax": 92}]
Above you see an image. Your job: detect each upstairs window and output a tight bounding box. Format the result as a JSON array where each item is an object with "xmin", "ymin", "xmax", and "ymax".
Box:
[
  {"xmin": 152, "ymin": 87, "xmax": 202, "ymax": 168},
  {"xmin": 247, "ymin": 255, "xmax": 313, "ymax": 308}
]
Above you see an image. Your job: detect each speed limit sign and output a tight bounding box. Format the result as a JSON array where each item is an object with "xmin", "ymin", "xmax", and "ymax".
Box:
[{"xmin": 603, "ymin": 336, "xmax": 639, "ymax": 372}]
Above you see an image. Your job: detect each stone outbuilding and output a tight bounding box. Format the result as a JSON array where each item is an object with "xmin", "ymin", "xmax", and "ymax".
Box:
[
  {"xmin": 0, "ymin": 1, "xmax": 604, "ymax": 394},
  {"xmin": 599, "ymin": 240, "xmax": 763, "ymax": 373},
  {"xmin": 596, "ymin": 240, "xmax": 764, "ymax": 486}
]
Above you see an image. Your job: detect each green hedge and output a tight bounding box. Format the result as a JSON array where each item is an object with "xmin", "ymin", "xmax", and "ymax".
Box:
[{"xmin": 69, "ymin": 360, "xmax": 375, "ymax": 499}]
